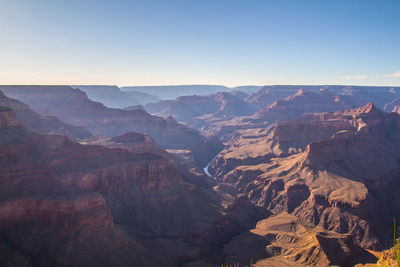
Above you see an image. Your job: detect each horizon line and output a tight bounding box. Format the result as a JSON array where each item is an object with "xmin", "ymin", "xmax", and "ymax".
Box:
[{"xmin": 0, "ymin": 84, "xmax": 400, "ymax": 88}]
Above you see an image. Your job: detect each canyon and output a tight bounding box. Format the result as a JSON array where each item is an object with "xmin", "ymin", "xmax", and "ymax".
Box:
[
  {"xmin": 2, "ymin": 1, "xmax": 398, "ymax": 265},
  {"xmin": 0, "ymin": 90, "xmax": 91, "ymax": 141},
  {"xmin": 0, "ymin": 104, "xmax": 268, "ymax": 266},
  {"xmin": 0, "ymin": 86, "xmax": 222, "ymax": 168},
  {"xmin": 1, "ymin": 84, "xmax": 400, "ymax": 266},
  {"xmin": 209, "ymin": 102, "xmax": 400, "ymax": 263}
]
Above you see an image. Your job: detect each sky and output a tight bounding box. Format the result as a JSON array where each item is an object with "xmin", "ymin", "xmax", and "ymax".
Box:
[{"xmin": 0, "ymin": 0, "xmax": 399, "ymax": 87}]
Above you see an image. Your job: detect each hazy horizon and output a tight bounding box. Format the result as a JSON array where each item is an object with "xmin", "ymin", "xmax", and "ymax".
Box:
[{"xmin": 1, "ymin": 83, "xmax": 400, "ymax": 88}]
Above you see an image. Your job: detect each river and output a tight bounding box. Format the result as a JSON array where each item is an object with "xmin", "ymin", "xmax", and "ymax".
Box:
[{"xmin": 203, "ymin": 155, "xmax": 218, "ymax": 177}]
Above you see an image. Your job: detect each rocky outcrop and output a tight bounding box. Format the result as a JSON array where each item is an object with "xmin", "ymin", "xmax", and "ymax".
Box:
[
  {"xmin": 0, "ymin": 107, "xmax": 128, "ymax": 266},
  {"xmin": 251, "ymin": 89, "xmax": 365, "ymax": 124},
  {"xmin": 0, "ymin": 86, "xmax": 222, "ymax": 167},
  {"xmin": 123, "ymin": 104, "xmax": 146, "ymax": 111},
  {"xmin": 142, "ymin": 86, "xmax": 398, "ymax": 142},
  {"xmin": 384, "ymin": 97, "xmax": 400, "ymax": 114},
  {"xmin": 0, "ymin": 106, "xmax": 268, "ymax": 266},
  {"xmin": 210, "ymin": 103, "xmax": 400, "ymax": 250},
  {"xmin": 198, "ymin": 88, "xmax": 377, "ymax": 141},
  {"xmin": 87, "ymin": 131, "xmax": 170, "ymax": 157},
  {"xmin": 245, "ymin": 85, "xmax": 310, "ymax": 110},
  {"xmin": 0, "ymin": 106, "xmax": 19, "ymax": 128},
  {"xmin": 223, "ymin": 213, "xmax": 377, "ymax": 266},
  {"xmin": 246, "ymin": 85, "xmax": 400, "ymax": 110},
  {"xmin": 209, "ymin": 110, "xmax": 356, "ymax": 178},
  {"xmin": 120, "ymin": 85, "xmax": 235, "ymax": 100},
  {"xmin": 0, "ymin": 90, "xmax": 91, "ymax": 141},
  {"xmin": 73, "ymin": 85, "xmax": 160, "ymax": 108},
  {"xmin": 184, "ymin": 196, "xmax": 271, "ymax": 264},
  {"xmin": 0, "ymin": 195, "xmax": 113, "ymax": 236},
  {"xmin": 336, "ymin": 86, "xmax": 400, "ymax": 108},
  {"xmin": 145, "ymin": 92, "xmax": 255, "ymax": 128}
]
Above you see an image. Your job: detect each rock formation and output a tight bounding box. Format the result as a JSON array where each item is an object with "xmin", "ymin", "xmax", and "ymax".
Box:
[
  {"xmin": 0, "ymin": 86, "xmax": 222, "ymax": 167},
  {"xmin": 0, "ymin": 106, "xmax": 268, "ymax": 266},
  {"xmin": 0, "ymin": 90, "xmax": 91, "ymax": 141},
  {"xmin": 246, "ymin": 85, "xmax": 400, "ymax": 110},
  {"xmin": 120, "ymin": 85, "xmax": 260, "ymax": 100},
  {"xmin": 223, "ymin": 213, "xmax": 376, "ymax": 267},
  {"xmin": 251, "ymin": 89, "xmax": 365, "ymax": 124},
  {"xmin": 384, "ymin": 97, "xmax": 400, "ymax": 114},
  {"xmin": 210, "ymin": 103, "xmax": 400, "ymax": 251},
  {"xmin": 3, "ymin": 84, "xmax": 400, "ymax": 266},
  {"xmin": 73, "ymin": 85, "xmax": 160, "ymax": 108},
  {"xmin": 145, "ymin": 92, "xmax": 255, "ymax": 127},
  {"xmin": 196, "ymin": 89, "xmax": 372, "ymax": 141}
]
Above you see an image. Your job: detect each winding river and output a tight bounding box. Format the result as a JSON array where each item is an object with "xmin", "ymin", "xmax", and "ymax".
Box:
[{"xmin": 203, "ymin": 155, "xmax": 218, "ymax": 177}]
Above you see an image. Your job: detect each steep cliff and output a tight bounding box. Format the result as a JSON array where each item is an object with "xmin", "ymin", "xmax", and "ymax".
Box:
[
  {"xmin": 210, "ymin": 103, "xmax": 400, "ymax": 251},
  {"xmin": 0, "ymin": 90, "xmax": 91, "ymax": 141},
  {"xmin": 0, "ymin": 106, "xmax": 268, "ymax": 266},
  {"xmin": 0, "ymin": 85, "xmax": 222, "ymax": 167},
  {"xmin": 246, "ymin": 85, "xmax": 400, "ymax": 110},
  {"xmin": 145, "ymin": 92, "xmax": 255, "ymax": 128},
  {"xmin": 0, "ymin": 107, "xmax": 140, "ymax": 266},
  {"xmin": 223, "ymin": 213, "xmax": 376, "ymax": 267},
  {"xmin": 199, "ymin": 89, "xmax": 368, "ymax": 141},
  {"xmin": 251, "ymin": 89, "xmax": 365, "ymax": 124}
]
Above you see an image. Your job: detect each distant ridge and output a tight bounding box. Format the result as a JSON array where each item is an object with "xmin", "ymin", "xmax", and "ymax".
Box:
[
  {"xmin": 121, "ymin": 84, "xmax": 261, "ymax": 99},
  {"xmin": 73, "ymin": 85, "xmax": 160, "ymax": 108}
]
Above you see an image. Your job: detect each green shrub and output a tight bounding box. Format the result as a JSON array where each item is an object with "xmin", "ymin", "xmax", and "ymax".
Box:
[{"xmin": 394, "ymin": 218, "xmax": 400, "ymax": 266}]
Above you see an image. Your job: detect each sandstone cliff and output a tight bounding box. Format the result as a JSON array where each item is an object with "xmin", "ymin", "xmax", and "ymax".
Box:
[
  {"xmin": 0, "ymin": 90, "xmax": 91, "ymax": 141},
  {"xmin": 0, "ymin": 106, "xmax": 268, "ymax": 266},
  {"xmin": 145, "ymin": 92, "xmax": 255, "ymax": 128},
  {"xmin": 210, "ymin": 103, "xmax": 400, "ymax": 252},
  {"xmin": 246, "ymin": 85, "xmax": 400, "ymax": 110},
  {"xmin": 0, "ymin": 85, "xmax": 222, "ymax": 168},
  {"xmin": 223, "ymin": 213, "xmax": 376, "ymax": 266}
]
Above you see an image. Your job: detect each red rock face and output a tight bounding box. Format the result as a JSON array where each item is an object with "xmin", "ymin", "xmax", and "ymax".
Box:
[
  {"xmin": 5, "ymin": 84, "xmax": 400, "ymax": 265},
  {"xmin": 252, "ymin": 89, "xmax": 365, "ymax": 123},
  {"xmin": 0, "ymin": 107, "xmax": 122, "ymax": 265},
  {"xmin": 210, "ymin": 103, "xmax": 400, "ymax": 250},
  {"xmin": 202, "ymin": 87, "xmax": 398, "ymax": 142},
  {"xmin": 111, "ymin": 132, "xmax": 146, "ymax": 143},
  {"xmin": 246, "ymin": 85, "xmax": 400, "ymax": 110},
  {"xmin": 213, "ymin": 92, "xmax": 255, "ymax": 117},
  {"xmin": 0, "ymin": 195, "xmax": 113, "ymax": 236},
  {"xmin": 245, "ymin": 86, "xmax": 308, "ymax": 109},
  {"xmin": 0, "ymin": 106, "xmax": 267, "ymax": 266},
  {"xmin": 222, "ymin": 212, "xmax": 377, "ymax": 266},
  {"xmin": 0, "ymin": 86, "xmax": 223, "ymax": 170},
  {"xmin": 209, "ymin": 111, "xmax": 356, "ymax": 178},
  {"xmin": 104, "ymin": 132, "xmax": 170, "ymax": 157},
  {"xmin": 0, "ymin": 90, "xmax": 92, "ymax": 141},
  {"xmin": 0, "ymin": 86, "xmax": 203, "ymax": 145},
  {"xmin": 145, "ymin": 92, "xmax": 255, "ymax": 129},
  {"xmin": 0, "ymin": 106, "xmax": 19, "ymax": 128},
  {"xmin": 208, "ymin": 90, "xmax": 398, "ymax": 169},
  {"xmin": 196, "ymin": 89, "xmax": 370, "ymax": 141}
]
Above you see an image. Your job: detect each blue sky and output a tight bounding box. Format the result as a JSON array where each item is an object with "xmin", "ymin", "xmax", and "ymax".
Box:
[{"xmin": 0, "ymin": 0, "xmax": 399, "ymax": 86}]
